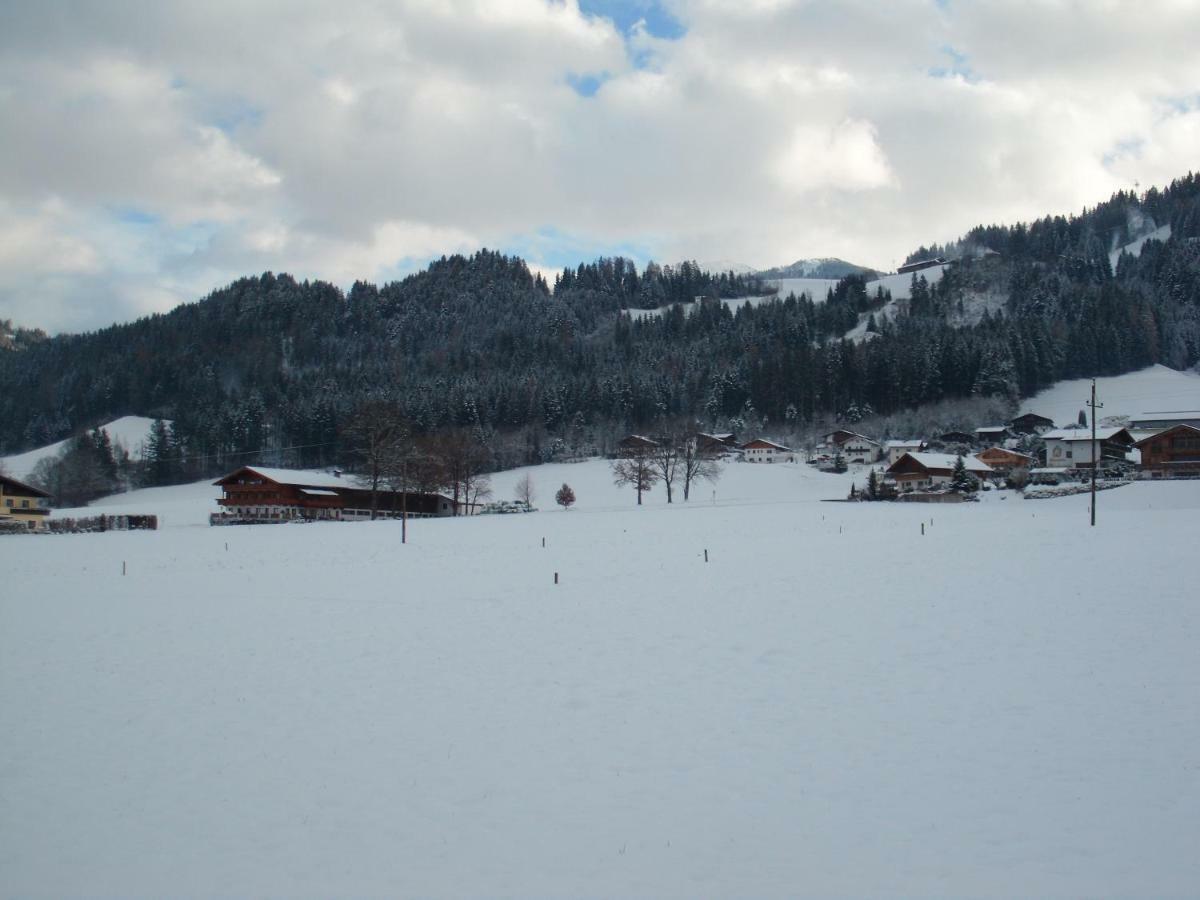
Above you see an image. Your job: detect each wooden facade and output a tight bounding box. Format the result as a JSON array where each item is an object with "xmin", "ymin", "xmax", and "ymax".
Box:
[
  {"xmin": 212, "ymin": 466, "xmax": 456, "ymax": 523},
  {"xmin": 975, "ymin": 447, "xmax": 1036, "ymax": 474},
  {"xmin": 886, "ymin": 452, "xmax": 993, "ymax": 492},
  {"xmin": 1134, "ymin": 424, "xmax": 1200, "ymax": 478},
  {"xmin": 1009, "ymin": 413, "xmax": 1054, "ymax": 434}
]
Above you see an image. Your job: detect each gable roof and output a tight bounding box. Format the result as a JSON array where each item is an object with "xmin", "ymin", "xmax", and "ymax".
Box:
[
  {"xmin": 1133, "ymin": 423, "xmax": 1200, "ymax": 448},
  {"xmin": 1010, "ymin": 412, "xmax": 1054, "ymax": 425},
  {"xmin": 888, "ymin": 452, "xmax": 992, "ymax": 475},
  {"xmin": 0, "ymin": 473, "xmax": 51, "ymax": 499},
  {"xmin": 742, "ymin": 438, "xmax": 792, "ymax": 452},
  {"xmin": 1043, "ymin": 427, "xmax": 1134, "ymax": 443},
  {"xmin": 885, "ymin": 440, "xmax": 924, "ymax": 449},
  {"xmin": 212, "ymin": 466, "xmax": 361, "ymax": 490}
]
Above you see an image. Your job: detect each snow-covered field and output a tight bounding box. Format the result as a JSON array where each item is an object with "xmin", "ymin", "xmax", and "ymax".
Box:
[
  {"xmin": 1, "ymin": 415, "xmax": 161, "ymax": 480},
  {"xmin": 1109, "ymin": 223, "xmax": 1171, "ymax": 270},
  {"xmin": 1019, "ymin": 363, "xmax": 1200, "ymax": 428},
  {"xmin": 2, "ymin": 456, "xmax": 1197, "ymax": 897}
]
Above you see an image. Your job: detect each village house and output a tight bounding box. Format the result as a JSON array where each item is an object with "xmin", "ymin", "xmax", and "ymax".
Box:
[
  {"xmin": 975, "ymin": 425, "xmax": 1011, "ymax": 444},
  {"xmin": 0, "ymin": 474, "xmax": 52, "ymax": 532},
  {"xmin": 1133, "ymin": 424, "xmax": 1200, "ymax": 478},
  {"xmin": 617, "ymin": 434, "xmax": 659, "ymax": 454},
  {"xmin": 1041, "ymin": 427, "xmax": 1136, "ymax": 469},
  {"xmin": 741, "ymin": 439, "xmax": 796, "ymax": 463},
  {"xmin": 1009, "ymin": 412, "xmax": 1055, "ymax": 435},
  {"xmin": 938, "ymin": 430, "xmax": 975, "ymax": 445},
  {"xmin": 975, "ymin": 447, "xmax": 1037, "ymax": 475},
  {"xmin": 212, "ymin": 466, "xmax": 457, "ymax": 524},
  {"xmin": 821, "ymin": 429, "xmax": 881, "ymax": 462},
  {"xmin": 1130, "ymin": 410, "xmax": 1200, "ymax": 430},
  {"xmin": 695, "ymin": 432, "xmax": 739, "ymax": 455},
  {"xmin": 886, "ymin": 452, "xmax": 993, "ymax": 492},
  {"xmin": 884, "ymin": 440, "xmax": 926, "ymax": 465}
]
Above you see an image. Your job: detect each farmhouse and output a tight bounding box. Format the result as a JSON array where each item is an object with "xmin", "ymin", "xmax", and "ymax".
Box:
[
  {"xmin": 975, "ymin": 447, "xmax": 1036, "ymax": 474},
  {"xmin": 695, "ymin": 432, "xmax": 739, "ymax": 454},
  {"xmin": 1009, "ymin": 412, "xmax": 1055, "ymax": 434},
  {"xmin": 617, "ymin": 434, "xmax": 659, "ymax": 454},
  {"xmin": 840, "ymin": 434, "xmax": 881, "ymax": 463},
  {"xmin": 1133, "ymin": 424, "xmax": 1200, "ymax": 478},
  {"xmin": 1042, "ymin": 427, "xmax": 1136, "ymax": 469},
  {"xmin": 1130, "ymin": 410, "xmax": 1200, "ymax": 430},
  {"xmin": 0, "ymin": 474, "xmax": 51, "ymax": 532},
  {"xmin": 212, "ymin": 466, "xmax": 456, "ymax": 523},
  {"xmin": 741, "ymin": 439, "xmax": 796, "ymax": 463},
  {"xmin": 975, "ymin": 425, "xmax": 1011, "ymax": 443},
  {"xmin": 886, "ymin": 452, "xmax": 993, "ymax": 492},
  {"xmin": 938, "ymin": 431, "xmax": 975, "ymax": 445},
  {"xmin": 885, "ymin": 440, "xmax": 925, "ymax": 465}
]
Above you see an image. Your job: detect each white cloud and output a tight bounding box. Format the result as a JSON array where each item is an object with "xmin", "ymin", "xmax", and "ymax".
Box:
[{"xmin": 0, "ymin": 0, "xmax": 1197, "ymax": 332}]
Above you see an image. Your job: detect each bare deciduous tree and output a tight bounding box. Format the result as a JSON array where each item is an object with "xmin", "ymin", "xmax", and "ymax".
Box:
[
  {"xmin": 680, "ymin": 433, "xmax": 722, "ymax": 501},
  {"xmin": 612, "ymin": 449, "xmax": 658, "ymax": 505},
  {"xmin": 342, "ymin": 400, "xmax": 408, "ymax": 520},
  {"xmin": 514, "ymin": 472, "xmax": 536, "ymax": 507}
]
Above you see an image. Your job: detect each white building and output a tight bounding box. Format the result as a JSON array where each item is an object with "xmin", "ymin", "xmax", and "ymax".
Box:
[
  {"xmin": 741, "ymin": 438, "xmax": 796, "ymax": 463},
  {"xmin": 1041, "ymin": 427, "xmax": 1136, "ymax": 469},
  {"xmin": 840, "ymin": 435, "xmax": 881, "ymax": 464},
  {"xmin": 884, "ymin": 440, "xmax": 925, "ymax": 465}
]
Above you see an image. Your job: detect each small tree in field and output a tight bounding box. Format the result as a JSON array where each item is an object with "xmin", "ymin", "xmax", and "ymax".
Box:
[
  {"xmin": 514, "ymin": 472, "xmax": 536, "ymax": 507},
  {"xmin": 555, "ymin": 483, "xmax": 576, "ymax": 509}
]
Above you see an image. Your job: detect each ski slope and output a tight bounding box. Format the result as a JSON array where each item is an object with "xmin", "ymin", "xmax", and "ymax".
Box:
[
  {"xmin": 1, "ymin": 416, "xmax": 162, "ymax": 480},
  {"xmin": 2, "ymin": 458, "xmax": 1197, "ymax": 897},
  {"xmin": 1109, "ymin": 223, "xmax": 1171, "ymax": 270},
  {"xmin": 1019, "ymin": 364, "xmax": 1200, "ymax": 428}
]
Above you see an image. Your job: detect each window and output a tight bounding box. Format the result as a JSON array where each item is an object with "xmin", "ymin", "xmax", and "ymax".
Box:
[
  {"xmin": 4, "ymin": 498, "xmax": 11, "ymax": 508},
  {"xmin": 21, "ymin": 499, "xmax": 29, "ymax": 508}
]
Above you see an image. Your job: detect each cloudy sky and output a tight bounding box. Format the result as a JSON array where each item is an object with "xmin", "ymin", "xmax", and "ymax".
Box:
[{"xmin": 2, "ymin": 0, "xmax": 1198, "ymax": 333}]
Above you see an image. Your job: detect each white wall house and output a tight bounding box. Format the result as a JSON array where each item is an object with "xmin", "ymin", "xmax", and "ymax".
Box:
[
  {"xmin": 1042, "ymin": 427, "xmax": 1136, "ymax": 469},
  {"xmin": 885, "ymin": 440, "xmax": 925, "ymax": 465},
  {"xmin": 841, "ymin": 435, "xmax": 881, "ymax": 464},
  {"xmin": 741, "ymin": 439, "xmax": 796, "ymax": 463}
]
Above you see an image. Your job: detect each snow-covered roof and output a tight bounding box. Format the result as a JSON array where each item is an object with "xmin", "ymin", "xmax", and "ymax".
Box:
[
  {"xmin": 299, "ymin": 488, "xmax": 340, "ymax": 497},
  {"xmin": 897, "ymin": 453, "xmax": 992, "ymax": 473},
  {"xmin": 219, "ymin": 466, "xmax": 360, "ymax": 489},
  {"xmin": 1043, "ymin": 427, "xmax": 1131, "ymax": 441},
  {"xmin": 742, "ymin": 439, "xmax": 792, "ymax": 452},
  {"xmin": 886, "ymin": 440, "xmax": 923, "ymax": 449},
  {"xmin": 976, "ymin": 425, "xmax": 1009, "ymax": 433}
]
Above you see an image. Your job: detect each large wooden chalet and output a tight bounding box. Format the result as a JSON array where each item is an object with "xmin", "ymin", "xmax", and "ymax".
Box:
[
  {"xmin": 212, "ymin": 466, "xmax": 457, "ymax": 523},
  {"xmin": 1134, "ymin": 424, "xmax": 1200, "ymax": 478},
  {"xmin": 886, "ymin": 452, "xmax": 992, "ymax": 492}
]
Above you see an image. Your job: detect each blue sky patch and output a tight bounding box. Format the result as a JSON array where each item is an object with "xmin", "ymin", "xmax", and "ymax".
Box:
[
  {"xmin": 567, "ymin": 72, "xmax": 610, "ymax": 97},
  {"xmin": 578, "ymin": 0, "xmax": 685, "ymax": 40}
]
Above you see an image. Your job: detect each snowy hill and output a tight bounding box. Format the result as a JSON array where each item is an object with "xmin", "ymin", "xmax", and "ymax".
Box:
[
  {"xmin": 3, "ymin": 457, "xmax": 1197, "ymax": 897},
  {"xmin": 1, "ymin": 415, "xmax": 162, "ymax": 480},
  {"xmin": 758, "ymin": 257, "xmax": 879, "ymax": 280},
  {"xmin": 1019, "ymin": 364, "xmax": 1200, "ymax": 428}
]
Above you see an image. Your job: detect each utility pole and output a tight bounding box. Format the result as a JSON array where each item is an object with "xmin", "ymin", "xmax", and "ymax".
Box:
[{"xmin": 1087, "ymin": 378, "xmax": 1103, "ymax": 527}]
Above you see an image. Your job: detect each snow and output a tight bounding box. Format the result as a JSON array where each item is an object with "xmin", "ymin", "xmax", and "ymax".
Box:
[
  {"xmin": 2, "ymin": 459, "xmax": 1198, "ymax": 897},
  {"xmin": 1, "ymin": 415, "xmax": 163, "ymax": 480},
  {"xmin": 225, "ymin": 466, "xmax": 363, "ymax": 490},
  {"xmin": 1020, "ymin": 364, "xmax": 1200, "ymax": 429},
  {"xmin": 769, "ymin": 276, "xmax": 841, "ymax": 300},
  {"xmin": 1109, "ymin": 223, "xmax": 1171, "ymax": 270}
]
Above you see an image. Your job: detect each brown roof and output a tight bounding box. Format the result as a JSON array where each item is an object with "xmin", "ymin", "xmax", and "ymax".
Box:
[{"xmin": 0, "ymin": 474, "xmax": 51, "ymax": 499}]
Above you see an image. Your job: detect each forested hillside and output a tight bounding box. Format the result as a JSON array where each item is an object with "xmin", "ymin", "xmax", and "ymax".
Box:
[{"xmin": 2, "ymin": 175, "xmax": 1198, "ymax": 477}]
